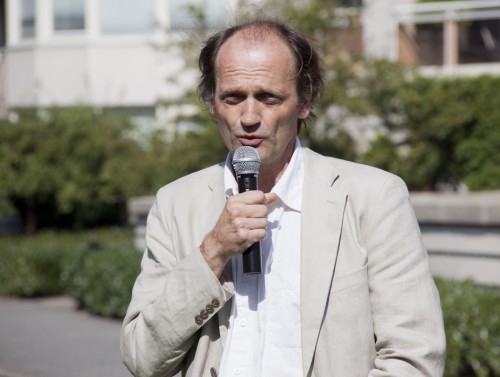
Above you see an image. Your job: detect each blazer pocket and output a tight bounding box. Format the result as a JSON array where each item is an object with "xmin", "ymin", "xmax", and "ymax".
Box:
[{"xmin": 330, "ymin": 265, "xmax": 368, "ymax": 294}]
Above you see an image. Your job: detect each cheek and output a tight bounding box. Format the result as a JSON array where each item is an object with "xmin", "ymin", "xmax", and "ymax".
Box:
[
  {"xmin": 277, "ymin": 112, "xmax": 300, "ymax": 136},
  {"xmin": 279, "ymin": 124, "xmax": 298, "ymax": 142},
  {"xmin": 217, "ymin": 123, "xmax": 234, "ymax": 151}
]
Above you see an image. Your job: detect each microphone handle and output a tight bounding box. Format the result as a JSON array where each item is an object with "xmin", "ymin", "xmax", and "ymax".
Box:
[
  {"xmin": 236, "ymin": 172, "xmax": 262, "ymax": 274},
  {"xmin": 243, "ymin": 242, "xmax": 262, "ymax": 275}
]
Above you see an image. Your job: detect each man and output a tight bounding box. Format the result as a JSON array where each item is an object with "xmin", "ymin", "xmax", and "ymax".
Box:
[{"xmin": 121, "ymin": 19, "xmax": 446, "ymax": 377}]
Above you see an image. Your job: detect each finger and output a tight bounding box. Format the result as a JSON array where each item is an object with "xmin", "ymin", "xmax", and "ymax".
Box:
[
  {"xmin": 233, "ymin": 190, "xmax": 266, "ymax": 204},
  {"xmin": 236, "ymin": 217, "xmax": 268, "ymax": 230},
  {"xmin": 247, "ymin": 228, "xmax": 268, "ymax": 243},
  {"xmin": 226, "ymin": 201, "xmax": 269, "ymax": 219},
  {"xmin": 265, "ymin": 192, "xmax": 278, "ymax": 205}
]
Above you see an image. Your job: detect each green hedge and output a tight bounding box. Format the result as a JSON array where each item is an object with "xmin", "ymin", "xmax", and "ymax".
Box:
[
  {"xmin": 63, "ymin": 243, "xmax": 141, "ymax": 318},
  {"xmin": 1, "ymin": 229, "xmax": 499, "ymax": 376},
  {"xmin": 0, "ymin": 230, "xmax": 81, "ymax": 297},
  {"xmin": 0, "ymin": 228, "xmax": 140, "ymax": 318},
  {"xmin": 435, "ymin": 278, "xmax": 500, "ymax": 377}
]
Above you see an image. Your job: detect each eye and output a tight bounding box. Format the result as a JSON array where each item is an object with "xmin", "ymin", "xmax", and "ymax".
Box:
[
  {"xmin": 257, "ymin": 92, "xmax": 283, "ymax": 105},
  {"xmin": 221, "ymin": 93, "xmax": 244, "ymax": 105}
]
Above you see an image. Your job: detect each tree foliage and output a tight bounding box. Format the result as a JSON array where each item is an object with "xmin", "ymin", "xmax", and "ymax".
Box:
[
  {"xmin": 144, "ymin": 121, "xmax": 227, "ymax": 191},
  {"xmin": 0, "ymin": 107, "xmax": 151, "ymax": 232},
  {"xmin": 357, "ymin": 64, "xmax": 500, "ymax": 190}
]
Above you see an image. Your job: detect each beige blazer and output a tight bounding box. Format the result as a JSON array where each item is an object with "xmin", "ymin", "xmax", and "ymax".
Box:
[{"xmin": 121, "ymin": 148, "xmax": 446, "ymax": 377}]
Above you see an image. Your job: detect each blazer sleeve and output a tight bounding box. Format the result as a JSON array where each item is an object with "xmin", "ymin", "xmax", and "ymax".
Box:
[
  {"xmin": 363, "ymin": 175, "xmax": 446, "ymax": 377},
  {"xmin": 120, "ymin": 189, "xmax": 231, "ymax": 377}
]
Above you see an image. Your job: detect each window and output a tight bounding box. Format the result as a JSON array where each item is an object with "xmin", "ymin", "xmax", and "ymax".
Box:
[
  {"xmin": 395, "ymin": 2, "xmax": 500, "ymax": 67},
  {"xmin": 338, "ymin": 0, "xmax": 362, "ymax": 7},
  {"xmin": 54, "ymin": 0, "xmax": 85, "ymax": 31},
  {"xmin": 399, "ymin": 18, "xmax": 500, "ymax": 66},
  {"xmin": 459, "ymin": 19, "xmax": 500, "ymax": 64},
  {"xmin": 21, "ymin": 0, "xmax": 35, "ymax": 38},
  {"xmin": 101, "ymin": 0, "xmax": 155, "ymax": 34},
  {"xmin": 399, "ymin": 23, "xmax": 444, "ymax": 65},
  {"xmin": 0, "ymin": 0, "xmax": 5, "ymax": 47},
  {"xmin": 170, "ymin": 0, "xmax": 227, "ymax": 30}
]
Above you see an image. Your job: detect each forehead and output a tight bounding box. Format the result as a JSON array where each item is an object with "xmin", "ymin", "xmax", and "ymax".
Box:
[{"xmin": 214, "ymin": 31, "xmax": 297, "ymax": 85}]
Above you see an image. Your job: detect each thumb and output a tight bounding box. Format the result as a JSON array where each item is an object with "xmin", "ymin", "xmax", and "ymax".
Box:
[{"xmin": 265, "ymin": 192, "xmax": 278, "ymax": 205}]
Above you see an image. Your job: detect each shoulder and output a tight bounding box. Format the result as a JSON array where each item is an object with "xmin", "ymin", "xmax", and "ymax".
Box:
[
  {"xmin": 303, "ymin": 147, "xmax": 406, "ymax": 193},
  {"xmin": 156, "ymin": 162, "xmax": 225, "ymax": 203}
]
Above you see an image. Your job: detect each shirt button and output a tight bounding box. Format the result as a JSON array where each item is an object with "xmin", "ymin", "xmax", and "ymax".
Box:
[
  {"xmin": 194, "ymin": 315, "xmax": 203, "ymax": 325},
  {"xmin": 239, "ymin": 319, "xmax": 247, "ymax": 327},
  {"xmin": 233, "ymin": 368, "xmax": 241, "ymax": 375},
  {"xmin": 212, "ymin": 298, "xmax": 220, "ymax": 308}
]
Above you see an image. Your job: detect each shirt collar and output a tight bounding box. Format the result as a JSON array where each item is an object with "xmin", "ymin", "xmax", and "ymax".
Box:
[{"xmin": 224, "ymin": 138, "xmax": 304, "ymax": 211}]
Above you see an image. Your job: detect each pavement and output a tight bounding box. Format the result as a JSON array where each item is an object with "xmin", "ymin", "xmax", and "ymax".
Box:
[{"xmin": 0, "ymin": 296, "xmax": 133, "ymax": 377}]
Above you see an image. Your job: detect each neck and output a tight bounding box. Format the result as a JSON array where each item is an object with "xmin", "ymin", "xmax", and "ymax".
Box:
[
  {"xmin": 258, "ymin": 164, "xmax": 288, "ymax": 193},
  {"xmin": 258, "ymin": 140, "xmax": 297, "ymax": 193}
]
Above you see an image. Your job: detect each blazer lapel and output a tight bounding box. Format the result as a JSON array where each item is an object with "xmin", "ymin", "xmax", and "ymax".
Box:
[{"xmin": 300, "ymin": 149, "xmax": 348, "ymax": 376}]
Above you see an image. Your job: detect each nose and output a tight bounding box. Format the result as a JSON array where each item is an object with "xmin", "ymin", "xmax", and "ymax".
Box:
[{"xmin": 240, "ymin": 98, "xmax": 260, "ymax": 128}]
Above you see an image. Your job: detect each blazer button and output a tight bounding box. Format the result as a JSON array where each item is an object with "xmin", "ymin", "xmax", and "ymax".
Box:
[
  {"xmin": 194, "ymin": 315, "xmax": 203, "ymax": 325},
  {"xmin": 211, "ymin": 298, "xmax": 220, "ymax": 308},
  {"xmin": 200, "ymin": 309, "xmax": 209, "ymax": 319},
  {"xmin": 210, "ymin": 367, "xmax": 217, "ymax": 377},
  {"xmin": 206, "ymin": 304, "xmax": 214, "ymax": 314}
]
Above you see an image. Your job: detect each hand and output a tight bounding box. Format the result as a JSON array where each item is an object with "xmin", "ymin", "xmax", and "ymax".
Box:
[{"xmin": 200, "ymin": 190, "xmax": 277, "ymax": 277}]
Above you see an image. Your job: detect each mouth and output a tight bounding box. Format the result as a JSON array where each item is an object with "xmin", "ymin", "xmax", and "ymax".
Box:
[{"xmin": 238, "ymin": 137, "xmax": 263, "ymax": 147}]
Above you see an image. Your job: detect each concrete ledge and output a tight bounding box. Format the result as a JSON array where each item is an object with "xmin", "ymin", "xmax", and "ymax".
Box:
[
  {"xmin": 429, "ymin": 251, "xmax": 500, "ymax": 286},
  {"xmin": 128, "ymin": 191, "xmax": 500, "ymax": 286},
  {"xmin": 128, "ymin": 191, "xmax": 500, "ymax": 227},
  {"xmin": 410, "ymin": 191, "xmax": 500, "ymax": 286},
  {"xmin": 128, "ymin": 196, "xmax": 155, "ymax": 225},
  {"xmin": 411, "ymin": 190, "xmax": 500, "ymax": 226}
]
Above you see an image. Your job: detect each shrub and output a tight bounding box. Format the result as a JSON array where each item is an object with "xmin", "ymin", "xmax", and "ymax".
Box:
[
  {"xmin": 0, "ymin": 231, "xmax": 80, "ymax": 296},
  {"xmin": 435, "ymin": 278, "xmax": 500, "ymax": 377},
  {"xmin": 358, "ymin": 66, "xmax": 500, "ymax": 191},
  {"xmin": 63, "ymin": 244, "xmax": 141, "ymax": 318},
  {"xmin": 0, "ymin": 228, "xmax": 139, "ymax": 318}
]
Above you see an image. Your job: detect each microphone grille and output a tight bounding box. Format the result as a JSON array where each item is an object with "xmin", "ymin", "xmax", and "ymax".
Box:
[{"xmin": 232, "ymin": 146, "xmax": 261, "ymax": 174}]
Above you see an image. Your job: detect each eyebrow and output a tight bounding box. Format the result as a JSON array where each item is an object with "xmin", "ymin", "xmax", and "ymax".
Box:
[{"xmin": 218, "ymin": 86, "xmax": 288, "ymax": 97}]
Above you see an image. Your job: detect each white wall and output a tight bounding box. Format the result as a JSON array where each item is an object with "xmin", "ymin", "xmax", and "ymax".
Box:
[
  {"xmin": 4, "ymin": 40, "xmax": 168, "ymax": 107},
  {"xmin": 362, "ymin": 0, "xmax": 416, "ymax": 61},
  {"xmin": 2, "ymin": 0, "xmax": 222, "ymax": 110}
]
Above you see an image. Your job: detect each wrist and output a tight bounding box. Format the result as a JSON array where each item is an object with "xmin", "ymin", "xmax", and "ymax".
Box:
[{"xmin": 200, "ymin": 235, "xmax": 230, "ymax": 278}]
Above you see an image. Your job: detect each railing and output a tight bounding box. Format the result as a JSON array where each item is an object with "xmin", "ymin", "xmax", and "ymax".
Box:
[{"xmin": 393, "ymin": 0, "xmax": 500, "ymax": 24}]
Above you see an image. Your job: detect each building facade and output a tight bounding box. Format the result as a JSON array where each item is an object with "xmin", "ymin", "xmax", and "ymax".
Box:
[
  {"xmin": 363, "ymin": 0, "xmax": 500, "ymax": 76},
  {"xmin": 2, "ymin": 0, "xmax": 500, "ymax": 124},
  {"xmin": 0, "ymin": 0, "xmax": 231, "ymax": 128}
]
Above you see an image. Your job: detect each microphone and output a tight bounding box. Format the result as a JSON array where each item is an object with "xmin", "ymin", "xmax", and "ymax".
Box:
[{"xmin": 232, "ymin": 146, "xmax": 262, "ymax": 275}]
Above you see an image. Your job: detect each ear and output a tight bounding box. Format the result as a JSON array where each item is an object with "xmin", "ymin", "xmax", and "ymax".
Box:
[
  {"xmin": 298, "ymin": 101, "xmax": 311, "ymax": 120},
  {"xmin": 209, "ymin": 100, "xmax": 216, "ymax": 116}
]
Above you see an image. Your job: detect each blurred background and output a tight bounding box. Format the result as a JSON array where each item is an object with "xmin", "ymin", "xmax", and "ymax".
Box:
[{"xmin": 0, "ymin": 0, "xmax": 499, "ymax": 376}]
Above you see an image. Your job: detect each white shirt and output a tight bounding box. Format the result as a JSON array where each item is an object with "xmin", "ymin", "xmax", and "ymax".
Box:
[{"xmin": 219, "ymin": 139, "xmax": 304, "ymax": 377}]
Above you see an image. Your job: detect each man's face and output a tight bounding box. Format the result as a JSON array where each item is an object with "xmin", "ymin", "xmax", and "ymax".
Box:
[{"xmin": 210, "ymin": 32, "xmax": 310, "ymax": 184}]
